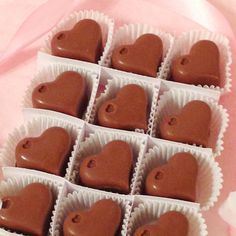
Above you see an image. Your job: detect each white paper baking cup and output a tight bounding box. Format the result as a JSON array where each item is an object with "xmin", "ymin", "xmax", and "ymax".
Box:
[
  {"xmin": 52, "ymin": 185, "xmax": 132, "ymax": 236},
  {"xmin": 132, "ymin": 137, "xmax": 223, "ymax": 211},
  {"xmin": 126, "ymin": 196, "xmax": 207, "ymax": 236},
  {"xmin": 153, "ymin": 88, "xmax": 229, "ymax": 157},
  {"xmin": 40, "ymin": 10, "xmax": 114, "ymax": 66},
  {"xmin": 0, "ymin": 167, "xmax": 65, "ymax": 236},
  {"xmin": 66, "ymin": 126, "xmax": 147, "ymax": 195},
  {"xmin": 166, "ymin": 30, "xmax": 232, "ymax": 94},
  {"xmin": 102, "ymin": 23, "xmax": 174, "ymax": 78},
  {"xmin": 0, "ymin": 115, "xmax": 82, "ymax": 179},
  {"xmin": 89, "ymin": 69, "xmax": 161, "ymax": 135},
  {"xmin": 22, "ymin": 63, "xmax": 99, "ymax": 122}
]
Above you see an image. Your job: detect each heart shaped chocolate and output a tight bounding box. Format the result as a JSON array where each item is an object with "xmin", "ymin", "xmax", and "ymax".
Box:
[
  {"xmin": 159, "ymin": 100, "xmax": 211, "ymax": 147},
  {"xmin": 111, "ymin": 34, "xmax": 163, "ymax": 77},
  {"xmin": 0, "ymin": 183, "xmax": 54, "ymax": 236},
  {"xmin": 15, "ymin": 127, "xmax": 72, "ymax": 176},
  {"xmin": 97, "ymin": 84, "xmax": 148, "ymax": 131},
  {"xmin": 79, "ymin": 140, "xmax": 133, "ymax": 194},
  {"xmin": 32, "ymin": 71, "xmax": 88, "ymax": 117},
  {"xmin": 171, "ymin": 40, "xmax": 220, "ymax": 86},
  {"xmin": 145, "ymin": 152, "xmax": 198, "ymax": 202},
  {"xmin": 63, "ymin": 199, "xmax": 122, "ymax": 236},
  {"xmin": 51, "ymin": 19, "xmax": 103, "ymax": 63},
  {"xmin": 134, "ymin": 211, "xmax": 189, "ymax": 236}
]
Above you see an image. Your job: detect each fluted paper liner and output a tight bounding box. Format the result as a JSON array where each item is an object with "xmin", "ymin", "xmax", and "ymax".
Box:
[
  {"xmin": 67, "ymin": 127, "xmax": 147, "ymax": 195},
  {"xmin": 40, "ymin": 10, "xmax": 114, "ymax": 66},
  {"xmin": 164, "ymin": 30, "xmax": 232, "ymax": 94},
  {"xmin": 0, "ymin": 115, "xmax": 82, "ymax": 180},
  {"xmin": 127, "ymin": 196, "xmax": 207, "ymax": 236},
  {"xmin": 102, "ymin": 23, "xmax": 174, "ymax": 78},
  {"xmin": 22, "ymin": 63, "xmax": 99, "ymax": 122},
  {"xmin": 52, "ymin": 185, "xmax": 132, "ymax": 236},
  {"xmin": 132, "ymin": 138, "xmax": 223, "ymax": 211},
  {"xmin": 153, "ymin": 88, "xmax": 229, "ymax": 157}
]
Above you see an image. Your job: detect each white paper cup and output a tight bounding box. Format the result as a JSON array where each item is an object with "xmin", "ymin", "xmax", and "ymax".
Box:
[
  {"xmin": 127, "ymin": 196, "xmax": 207, "ymax": 236},
  {"xmin": 165, "ymin": 30, "xmax": 232, "ymax": 94},
  {"xmin": 66, "ymin": 126, "xmax": 147, "ymax": 195},
  {"xmin": 52, "ymin": 184, "xmax": 132, "ymax": 236},
  {"xmin": 40, "ymin": 10, "xmax": 114, "ymax": 66},
  {"xmin": 153, "ymin": 88, "xmax": 229, "ymax": 157},
  {"xmin": 102, "ymin": 23, "xmax": 174, "ymax": 78},
  {"xmin": 22, "ymin": 63, "xmax": 99, "ymax": 122},
  {"xmin": 132, "ymin": 137, "xmax": 223, "ymax": 211}
]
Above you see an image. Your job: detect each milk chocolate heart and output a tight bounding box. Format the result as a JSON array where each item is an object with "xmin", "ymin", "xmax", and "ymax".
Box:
[
  {"xmin": 134, "ymin": 211, "xmax": 189, "ymax": 236},
  {"xmin": 15, "ymin": 127, "xmax": 72, "ymax": 176},
  {"xmin": 97, "ymin": 84, "xmax": 148, "ymax": 131},
  {"xmin": 51, "ymin": 19, "xmax": 103, "ymax": 63},
  {"xmin": 171, "ymin": 40, "xmax": 220, "ymax": 86},
  {"xmin": 0, "ymin": 183, "xmax": 54, "ymax": 236},
  {"xmin": 111, "ymin": 34, "xmax": 163, "ymax": 77},
  {"xmin": 32, "ymin": 71, "xmax": 88, "ymax": 117},
  {"xmin": 79, "ymin": 140, "xmax": 133, "ymax": 194},
  {"xmin": 145, "ymin": 152, "xmax": 198, "ymax": 202},
  {"xmin": 159, "ymin": 100, "xmax": 211, "ymax": 147}
]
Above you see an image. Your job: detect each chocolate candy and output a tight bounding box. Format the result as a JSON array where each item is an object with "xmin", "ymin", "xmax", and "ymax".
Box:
[
  {"xmin": 32, "ymin": 71, "xmax": 88, "ymax": 117},
  {"xmin": 79, "ymin": 140, "xmax": 133, "ymax": 194},
  {"xmin": 134, "ymin": 211, "xmax": 189, "ymax": 236},
  {"xmin": 63, "ymin": 199, "xmax": 122, "ymax": 236},
  {"xmin": 15, "ymin": 127, "xmax": 72, "ymax": 176},
  {"xmin": 159, "ymin": 100, "xmax": 211, "ymax": 147},
  {"xmin": 171, "ymin": 40, "xmax": 220, "ymax": 86},
  {"xmin": 145, "ymin": 152, "xmax": 198, "ymax": 202},
  {"xmin": 111, "ymin": 34, "xmax": 163, "ymax": 77},
  {"xmin": 97, "ymin": 84, "xmax": 148, "ymax": 131},
  {"xmin": 0, "ymin": 183, "xmax": 54, "ymax": 236},
  {"xmin": 51, "ymin": 19, "xmax": 103, "ymax": 63}
]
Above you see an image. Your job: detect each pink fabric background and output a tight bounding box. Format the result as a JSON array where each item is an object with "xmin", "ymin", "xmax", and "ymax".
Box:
[{"xmin": 0, "ymin": 1, "xmax": 235, "ymax": 235}]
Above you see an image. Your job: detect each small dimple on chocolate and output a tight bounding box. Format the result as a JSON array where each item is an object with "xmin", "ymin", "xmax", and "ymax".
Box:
[
  {"xmin": 87, "ymin": 159, "xmax": 96, "ymax": 168},
  {"xmin": 119, "ymin": 47, "xmax": 128, "ymax": 55},
  {"xmin": 72, "ymin": 214, "xmax": 80, "ymax": 223},
  {"xmin": 57, "ymin": 32, "xmax": 65, "ymax": 40},
  {"xmin": 141, "ymin": 230, "xmax": 150, "ymax": 236},
  {"xmin": 22, "ymin": 140, "xmax": 31, "ymax": 149},
  {"xmin": 1, "ymin": 199, "xmax": 11, "ymax": 209},
  {"xmin": 168, "ymin": 117, "xmax": 177, "ymax": 126},
  {"xmin": 105, "ymin": 104, "xmax": 115, "ymax": 113},
  {"xmin": 155, "ymin": 171, "xmax": 163, "ymax": 180},
  {"xmin": 180, "ymin": 57, "xmax": 189, "ymax": 65},
  {"xmin": 38, "ymin": 85, "xmax": 47, "ymax": 93}
]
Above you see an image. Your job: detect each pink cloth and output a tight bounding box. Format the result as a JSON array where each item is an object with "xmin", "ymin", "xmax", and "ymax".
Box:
[{"xmin": 0, "ymin": 1, "xmax": 235, "ymax": 235}]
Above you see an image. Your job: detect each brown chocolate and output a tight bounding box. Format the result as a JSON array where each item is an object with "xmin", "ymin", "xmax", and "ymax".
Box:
[
  {"xmin": 134, "ymin": 211, "xmax": 189, "ymax": 236},
  {"xmin": 0, "ymin": 183, "xmax": 54, "ymax": 236},
  {"xmin": 15, "ymin": 127, "xmax": 72, "ymax": 176},
  {"xmin": 63, "ymin": 199, "xmax": 122, "ymax": 236},
  {"xmin": 51, "ymin": 19, "xmax": 103, "ymax": 63},
  {"xmin": 171, "ymin": 40, "xmax": 220, "ymax": 86},
  {"xmin": 111, "ymin": 34, "xmax": 163, "ymax": 77},
  {"xmin": 159, "ymin": 100, "xmax": 211, "ymax": 147},
  {"xmin": 32, "ymin": 71, "xmax": 88, "ymax": 117},
  {"xmin": 79, "ymin": 140, "xmax": 133, "ymax": 194},
  {"xmin": 97, "ymin": 84, "xmax": 148, "ymax": 131},
  {"xmin": 145, "ymin": 152, "xmax": 198, "ymax": 202}
]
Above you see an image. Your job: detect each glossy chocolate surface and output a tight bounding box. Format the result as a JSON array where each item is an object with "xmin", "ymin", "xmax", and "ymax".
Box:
[
  {"xmin": 145, "ymin": 152, "xmax": 198, "ymax": 202},
  {"xmin": 134, "ymin": 211, "xmax": 189, "ymax": 236},
  {"xmin": 63, "ymin": 199, "xmax": 122, "ymax": 236},
  {"xmin": 171, "ymin": 40, "xmax": 220, "ymax": 86},
  {"xmin": 79, "ymin": 140, "xmax": 133, "ymax": 194},
  {"xmin": 111, "ymin": 34, "xmax": 163, "ymax": 77},
  {"xmin": 159, "ymin": 100, "xmax": 211, "ymax": 147},
  {"xmin": 97, "ymin": 84, "xmax": 148, "ymax": 131},
  {"xmin": 32, "ymin": 71, "xmax": 88, "ymax": 117},
  {"xmin": 15, "ymin": 127, "xmax": 72, "ymax": 176},
  {"xmin": 0, "ymin": 183, "xmax": 54, "ymax": 236}
]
